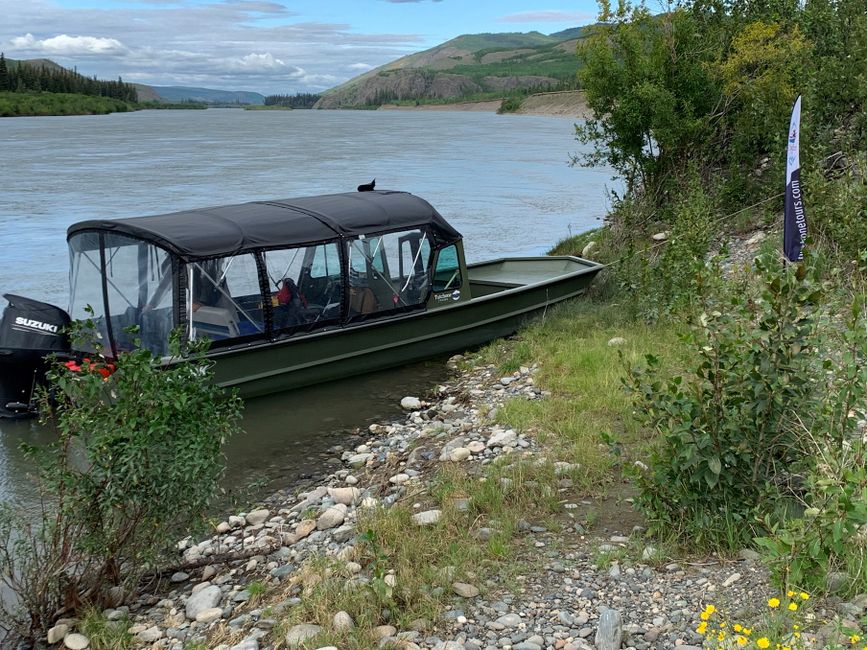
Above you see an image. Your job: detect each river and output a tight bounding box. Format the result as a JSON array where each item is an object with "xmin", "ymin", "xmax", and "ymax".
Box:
[{"xmin": 0, "ymin": 107, "xmax": 617, "ymax": 510}]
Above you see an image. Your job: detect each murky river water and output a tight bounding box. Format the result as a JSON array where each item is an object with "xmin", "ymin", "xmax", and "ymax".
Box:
[{"xmin": 0, "ymin": 108, "xmax": 617, "ymax": 509}]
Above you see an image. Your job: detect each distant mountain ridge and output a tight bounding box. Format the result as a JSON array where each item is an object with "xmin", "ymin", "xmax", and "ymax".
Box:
[
  {"xmin": 315, "ymin": 27, "xmax": 588, "ymax": 109},
  {"xmin": 149, "ymin": 86, "xmax": 265, "ymax": 105}
]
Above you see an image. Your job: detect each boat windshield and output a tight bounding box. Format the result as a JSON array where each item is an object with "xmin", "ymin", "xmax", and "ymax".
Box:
[{"xmin": 69, "ymin": 232, "xmax": 174, "ymax": 356}]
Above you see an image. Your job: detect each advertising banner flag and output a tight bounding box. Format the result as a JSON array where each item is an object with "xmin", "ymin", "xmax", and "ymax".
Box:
[{"xmin": 783, "ymin": 95, "xmax": 807, "ymax": 262}]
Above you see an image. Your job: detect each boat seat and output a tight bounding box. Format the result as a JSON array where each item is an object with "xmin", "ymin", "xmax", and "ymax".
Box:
[{"xmin": 192, "ymin": 305, "xmax": 239, "ymax": 339}]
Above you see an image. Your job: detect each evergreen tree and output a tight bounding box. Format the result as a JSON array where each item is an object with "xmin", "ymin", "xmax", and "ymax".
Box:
[{"xmin": 0, "ymin": 53, "xmax": 9, "ymax": 92}]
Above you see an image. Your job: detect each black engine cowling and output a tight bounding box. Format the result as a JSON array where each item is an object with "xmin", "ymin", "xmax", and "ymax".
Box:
[{"xmin": 0, "ymin": 294, "xmax": 71, "ymax": 418}]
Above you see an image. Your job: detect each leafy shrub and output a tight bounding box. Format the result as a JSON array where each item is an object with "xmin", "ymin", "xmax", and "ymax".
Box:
[
  {"xmin": 756, "ymin": 304, "xmax": 867, "ymax": 596},
  {"xmin": 626, "ymin": 253, "xmax": 826, "ymax": 548},
  {"xmin": 0, "ymin": 327, "xmax": 242, "ymax": 640}
]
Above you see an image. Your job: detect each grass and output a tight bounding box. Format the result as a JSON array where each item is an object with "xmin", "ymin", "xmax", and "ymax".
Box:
[
  {"xmin": 478, "ymin": 299, "xmax": 686, "ymax": 491},
  {"xmin": 0, "ymin": 91, "xmax": 133, "ymax": 117},
  {"xmin": 79, "ymin": 608, "xmax": 133, "ymax": 650}
]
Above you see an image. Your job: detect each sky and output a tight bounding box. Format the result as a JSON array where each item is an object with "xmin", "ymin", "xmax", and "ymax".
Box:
[{"xmin": 0, "ymin": 0, "xmax": 599, "ymax": 95}]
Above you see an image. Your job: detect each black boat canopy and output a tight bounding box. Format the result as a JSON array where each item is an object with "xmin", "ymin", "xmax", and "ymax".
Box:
[{"xmin": 67, "ymin": 191, "xmax": 462, "ymax": 261}]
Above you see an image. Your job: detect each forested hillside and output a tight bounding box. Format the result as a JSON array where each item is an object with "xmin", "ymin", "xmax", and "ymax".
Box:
[{"xmin": 316, "ymin": 29, "xmax": 587, "ymax": 108}]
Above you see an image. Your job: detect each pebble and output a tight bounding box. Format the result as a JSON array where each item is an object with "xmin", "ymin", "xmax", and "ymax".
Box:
[
  {"xmin": 453, "ymin": 582, "xmax": 480, "ymax": 598},
  {"xmin": 285, "ymin": 623, "xmax": 322, "ymax": 647},
  {"xmin": 63, "ymin": 634, "xmax": 90, "ymax": 650},
  {"xmin": 413, "ymin": 509, "xmax": 442, "ymax": 526}
]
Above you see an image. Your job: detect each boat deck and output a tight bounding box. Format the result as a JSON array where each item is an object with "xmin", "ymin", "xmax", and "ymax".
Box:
[{"xmin": 468, "ymin": 257, "xmax": 594, "ymax": 295}]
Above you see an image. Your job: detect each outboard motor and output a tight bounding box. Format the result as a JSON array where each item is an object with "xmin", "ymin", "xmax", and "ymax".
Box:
[{"xmin": 0, "ymin": 294, "xmax": 71, "ymax": 418}]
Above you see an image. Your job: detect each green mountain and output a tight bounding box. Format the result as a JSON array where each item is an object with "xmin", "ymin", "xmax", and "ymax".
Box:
[
  {"xmin": 150, "ymin": 86, "xmax": 265, "ymax": 105},
  {"xmin": 316, "ymin": 27, "xmax": 589, "ymax": 109}
]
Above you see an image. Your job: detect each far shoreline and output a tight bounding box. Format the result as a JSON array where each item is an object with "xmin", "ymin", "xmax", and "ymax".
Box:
[{"xmin": 375, "ymin": 90, "xmax": 591, "ymax": 120}]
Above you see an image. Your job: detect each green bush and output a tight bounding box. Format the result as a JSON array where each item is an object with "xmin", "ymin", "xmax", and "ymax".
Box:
[
  {"xmin": 756, "ymin": 303, "xmax": 867, "ymax": 596},
  {"xmin": 0, "ymin": 327, "xmax": 242, "ymax": 640},
  {"xmin": 626, "ymin": 253, "xmax": 826, "ymax": 548}
]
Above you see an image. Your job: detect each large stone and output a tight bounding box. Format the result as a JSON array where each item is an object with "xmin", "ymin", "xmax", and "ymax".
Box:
[
  {"xmin": 400, "ymin": 396, "xmax": 422, "ymax": 410},
  {"xmin": 333, "ymin": 610, "xmax": 355, "ymax": 631},
  {"xmin": 48, "ymin": 624, "xmax": 69, "ymax": 645},
  {"xmin": 373, "ymin": 625, "xmax": 397, "ymax": 640},
  {"xmin": 452, "ymin": 582, "xmax": 480, "ymax": 598},
  {"xmin": 196, "ymin": 607, "xmax": 223, "ymax": 624},
  {"xmin": 607, "ymin": 337, "xmax": 626, "ymax": 347},
  {"xmin": 317, "ymin": 504, "xmax": 347, "ymax": 530},
  {"xmin": 231, "ymin": 637, "xmax": 260, "ymax": 650},
  {"xmin": 595, "ymin": 608, "xmax": 623, "ymax": 650},
  {"xmin": 245, "ymin": 509, "xmax": 271, "ymax": 526},
  {"xmin": 495, "ymin": 613, "xmax": 522, "ymax": 628},
  {"xmin": 136, "ymin": 627, "xmax": 163, "ymax": 643},
  {"xmin": 327, "ymin": 487, "xmax": 360, "ymax": 506},
  {"xmin": 412, "ymin": 510, "xmax": 441, "ymax": 526},
  {"xmin": 581, "ymin": 241, "xmax": 597, "ymax": 258},
  {"xmin": 348, "ymin": 453, "xmax": 372, "ymax": 468},
  {"xmin": 448, "ymin": 447, "xmax": 471, "ymax": 462},
  {"xmin": 185, "ymin": 584, "xmax": 222, "ymax": 620},
  {"xmin": 285, "ymin": 623, "xmax": 322, "ymax": 647},
  {"xmin": 63, "ymin": 634, "xmax": 90, "ymax": 650},
  {"xmin": 487, "ymin": 429, "xmax": 517, "ymax": 448},
  {"xmin": 439, "ymin": 437, "xmax": 466, "ymax": 461},
  {"xmin": 293, "ymin": 519, "xmax": 317, "ymax": 542}
]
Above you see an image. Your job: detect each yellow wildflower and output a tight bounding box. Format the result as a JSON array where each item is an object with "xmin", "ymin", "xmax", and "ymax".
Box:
[
  {"xmin": 700, "ymin": 611, "xmax": 710, "ymax": 621},
  {"xmin": 733, "ymin": 624, "xmax": 743, "ymax": 632},
  {"xmin": 851, "ymin": 635, "xmax": 861, "ymax": 644},
  {"xmin": 704, "ymin": 604, "xmax": 716, "ymax": 615},
  {"xmin": 717, "ymin": 630, "xmax": 726, "ymax": 641},
  {"xmin": 768, "ymin": 598, "xmax": 781, "ymax": 608},
  {"xmin": 697, "ymin": 622, "xmax": 707, "ymax": 635},
  {"xmin": 757, "ymin": 638, "xmax": 770, "ymax": 649},
  {"xmin": 800, "ymin": 592, "xmax": 809, "ymax": 600},
  {"xmin": 743, "ymin": 628, "xmax": 752, "ymax": 635},
  {"xmin": 788, "ymin": 602, "xmax": 798, "ymax": 611},
  {"xmin": 735, "ymin": 635, "xmax": 747, "ymax": 646},
  {"xmin": 787, "ymin": 590, "xmax": 795, "ymax": 597}
]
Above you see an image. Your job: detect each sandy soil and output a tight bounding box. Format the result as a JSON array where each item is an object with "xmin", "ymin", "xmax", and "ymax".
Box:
[{"xmin": 377, "ymin": 90, "xmax": 591, "ymax": 119}]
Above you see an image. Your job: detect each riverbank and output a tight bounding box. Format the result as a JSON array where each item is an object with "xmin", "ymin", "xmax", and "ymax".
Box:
[
  {"xmin": 43, "ymin": 232, "xmax": 865, "ymax": 650},
  {"xmin": 377, "ymin": 91, "xmax": 590, "ymax": 119},
  {"xmin": 0, "ymin": 91, "xmax": 134, "ymax": 117}
]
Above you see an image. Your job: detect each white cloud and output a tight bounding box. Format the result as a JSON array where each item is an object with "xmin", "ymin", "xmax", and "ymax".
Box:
[
  {"xmin": 498, "ymin": 10, "xmax": 593, "ymax": 23},
  {"xmin": 0, "ymin": 0, "xmax": 425, "ymax": 93},
  {"xmin": 9, "ymin": 33, "xmax": 128, "ymax": 57}
]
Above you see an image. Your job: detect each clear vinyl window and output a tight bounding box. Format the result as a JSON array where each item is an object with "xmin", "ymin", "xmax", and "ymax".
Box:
[
  {"xmin": 262, "ymin": 243, "xmax": 343, "ymax": 330},
  {"xmin": 186, "ymin": 254, "xmax": 264, "ymax": 343},
  {"xmin": 69, "ymin": 233, "xmax": 175, "ymax": 356},
  {"xmin": 345, "ymin": 229, "xmax": 430, "ymax": 319}
]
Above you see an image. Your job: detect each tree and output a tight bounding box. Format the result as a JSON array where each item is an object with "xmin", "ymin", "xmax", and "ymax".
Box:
[{"xmin": 0, "ymin": 53, "xmax": 10, "ymax": 92}]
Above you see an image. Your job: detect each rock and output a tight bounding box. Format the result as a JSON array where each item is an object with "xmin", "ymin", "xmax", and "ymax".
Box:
[
  {"xmin": 373, "ymin": 625, "xmax": 397, "ymax": 640},
  {"xmin": 722, "ymin": 572, "xmax": 742, "ymax": 587},
  {"xmin": 595, "ymin": 608, "xmax": 622, "ymax": 650},
  {"xmin": 245, "ymin": 509, "xmax": 271, "ymax": 526},
  {"xmin": 738, "ymin": 548, "xmax": 761, "ymax": 562},
  {"xmin": 827, "ymin": 571, "xmax": 850, "ymax": 594},
  {"xmin": 63, "ymin": 634, "xmax": 90, "ymax": 650},
  {"xmin": 293, "ymin": 519, "xmax": 317, "ymax": 541},
  {"xmin": 466, "ymin": 441, "xmax": 485, "ymax": 453},
  {"xmin": 412, "ymin": 510, "xmax": 441, "ymax": 526},
  {"xmin": 495, "ymin": 613, "xmax": 522, "ymax": 628},
  {"xmin": 401, "ymin": 396, "xmax": 422, "ymax": 410},
  {"xmin": 333, "ymin": 610, "xmax": 355, "ymax": 631},
  {"xmin": 348, "ymin": 453, "xmax": 372, "ymax": 468},
  {"xmin": 607, "ymin": 337, "xmax": 626, "ymax": 347},
  {"xmin": 327, "ymin": 487, "xmax": 360, "ymax": 506},
  {"xmin": 170, "ymin": 571, "xmax": 189, "ymax": 583},
  {"xmin": 453, "ymin": 582, "xmax": 480, "ymax": 598},
  {"xmin": 746, "ymin": 231, "xmax": 766, "ymax": 246},
  {"xmin": 651, "ymin": 231, "xmax": 669, "ymax": 242},
  {"xmin": 448, "ymin": 447, "xmax": 471, "ymax": 462},
  {"xmin": 231, "ymin": 638, "xmax": 259, "ymax": 650},
  {"xmin": 48, "ymin": 624, "xmax": 69, "ymax": 645},
  {"xmin": 317, "ymin": 505, "xmax": 347, "ymax": 530},
  {"xmin": 285, "ymin": 623, "xmax": 323, "ymax": 647},
  {"xmin": 136, "ymin": 627, "xmax": 163, "ymax": 643},
  {"xmin": 581, "ymin": 241, "xmax": 597, "ymax": 258},
  {"xmin": 196, "ymin": 607, "xmax": 223, "ymax": 623},
  {"xmin": 389, "ymin": 473, "xmax": 410, "ymax": 485},
  {"xmin": 185, "ymin": 585, "xmax": 222, "ymax": 620},
  {"xmin": 487, "ymin": 429, "xmax": 517, "ymax": 448}
]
